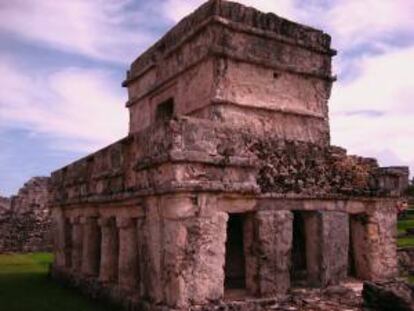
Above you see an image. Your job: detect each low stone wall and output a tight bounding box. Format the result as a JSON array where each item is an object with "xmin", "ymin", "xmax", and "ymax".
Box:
[
  {"xmin": 251, "ymin": 138, "xmax": 403, "ymax": 196},
  {"xmin": 399, "ymin": 247, "xmax": 414, "ymax": 276},
  {"xmin": 0, "ymin": 177, "xmax": 52, "ymax": 253}
]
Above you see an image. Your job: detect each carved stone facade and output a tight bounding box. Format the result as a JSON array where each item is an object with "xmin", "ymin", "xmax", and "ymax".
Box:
[
  {"xmin": 49, "ymin": 1, "xmax": 407, "ymax": 310},
  {"xmin": 0, "ymin": 177, "xmax": 51, "ymax": 253}
]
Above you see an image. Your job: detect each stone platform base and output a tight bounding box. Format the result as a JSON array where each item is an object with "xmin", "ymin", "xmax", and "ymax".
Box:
[{"xmin": 51, "ymin": 266, "xmax": 363, "ymax": 311}]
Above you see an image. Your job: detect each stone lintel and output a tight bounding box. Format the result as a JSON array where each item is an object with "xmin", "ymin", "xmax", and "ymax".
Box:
[
  {"xmin": 116, "ymin": 217, "xmax": 136, "ymax": 229},
  {"xmin": 98, "ymin": 216, "xmax": 116, "ymax": 227}
]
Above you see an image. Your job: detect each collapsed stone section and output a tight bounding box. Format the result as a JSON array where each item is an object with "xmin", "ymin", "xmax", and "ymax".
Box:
[
  {"xmin": 0, "ymin": 177, "xmax": 52, "ymax": 253},
  {"xmin": 251, "ymin": 139, "xmax": 392, "ymax": 196}
]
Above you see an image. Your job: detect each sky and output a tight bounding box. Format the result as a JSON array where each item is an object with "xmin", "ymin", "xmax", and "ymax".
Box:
[{"xmin": 1, "ymin": 0, "xmax": 414, "ymax": 196}]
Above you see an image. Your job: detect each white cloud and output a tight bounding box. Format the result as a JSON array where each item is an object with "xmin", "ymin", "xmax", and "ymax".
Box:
[
  {"xmin": 0, "ymin": 0, "xmax": 152, "ymax": 64},
  {"xmin": 330, "ymin": 46, "xmax": 414, "ymax": 173},
  {"xmin": 0, "ymin": 57, "xmax": 128, "ymax": 152}
]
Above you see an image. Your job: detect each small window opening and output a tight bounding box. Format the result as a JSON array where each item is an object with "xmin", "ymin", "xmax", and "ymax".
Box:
[
  {"xmin": 155, "ymin": 98, "xmax": 174, "ymax": 122},
  {"xmin": 225, "ymin": 214, "xmax": 246, "ymax": 290}
]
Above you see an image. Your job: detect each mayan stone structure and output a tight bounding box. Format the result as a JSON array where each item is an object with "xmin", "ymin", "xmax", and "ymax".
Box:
[
  {"xmin": 0, "ymin": 177, "xmax": 52, "ymax": 253},
  {"xmin": 49, "ymin": 1, "xmax": 408, "ymax": 310}
]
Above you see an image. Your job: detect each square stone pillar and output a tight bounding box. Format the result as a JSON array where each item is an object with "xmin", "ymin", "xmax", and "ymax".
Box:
[
  {"xmin": 255, "ymin": 210, "xmax": 293, "ymax": 296},
  {"xmin": 81, "ymin": 217, "xmax": 101, "ymax": 277},
  {"xmin": 98, "ymin": 217, "xmax": 119, "ymax": 283},
  {"xmin": 52, "ymin": 208, "xmax": 72, "ymax": 270},
  {"xmin": 319, "ymin": 211, "xmax": 349, "ymax": 286},
  {"xmin": 185, "ymin": 211, "xmax": 228, "ymax": 304},
  {"xmin": 302, "ymin": 212, "xmax": 321, "ymax": 287},
  {"xmin": 350, "ymin": 201, "xmax": 398, "ymax": 280},
  {"xmin": 70, "ymin": 217, "xmax": 83, "ymax": 274},
  {"xmin": 117, "ymin": 217, "xmax": 139, "ymax": 290}
]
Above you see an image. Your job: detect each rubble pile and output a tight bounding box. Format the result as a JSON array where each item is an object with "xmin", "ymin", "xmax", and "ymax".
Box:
[
  {"xmin": 362, "ymin": 280, "xmax": 414, "ymax": 311},
  {"xmin": 252, "ymin": 139, "xmax": 381, "ymax": 196}
]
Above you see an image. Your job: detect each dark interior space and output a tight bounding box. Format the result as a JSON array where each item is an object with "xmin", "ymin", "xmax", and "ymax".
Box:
[
  {"xmin": 291, "ymin": 211, "xmax": 307, "ymax": 285},
  {"xmin": 224, "ymin": 213, "xmax": 246, "ymax": 290},
  {"xmin": 348, "ymin": 216, "xmax": 357, "ymax": 277},
  {"xmin": 155, "ymin": 98, "xmax": 174, "ymax": 122}
]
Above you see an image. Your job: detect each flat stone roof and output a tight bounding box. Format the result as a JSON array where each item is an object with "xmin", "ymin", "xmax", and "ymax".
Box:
[{"xmin": 126, "ymin": 0, "xmax": 334, "ymax": 84}]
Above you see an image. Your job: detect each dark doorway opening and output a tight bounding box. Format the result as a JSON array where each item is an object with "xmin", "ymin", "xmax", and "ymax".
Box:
[
  {"xmin": 291, "ymin": 211, "xmax": 307, "ymax": 285},
  {"xmin": 348, "ymin": 216, "xmax": 357, "ymax": 277},
  {"xmin": 225, "ymin": 214, "xmax": 246, "ymax": 290},
  {"xmin": 155, "ymin": 98, "xmax": 174, "ymax": 122}
]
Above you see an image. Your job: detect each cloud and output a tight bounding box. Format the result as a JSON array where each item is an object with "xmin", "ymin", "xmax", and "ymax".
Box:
[
  {"xmin": 0, "ymin": 56, "xmax": 128, "ymax": 153},
  {"xmin": 0, "ymin": 0, "xmax": 154, "ymax": 64},
  {"xmin": 330, "ymin": 46, "xmax": 414, "ymax": 172}
]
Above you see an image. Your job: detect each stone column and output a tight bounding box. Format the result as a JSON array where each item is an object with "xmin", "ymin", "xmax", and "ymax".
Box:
[
  {"xmin": 350, "ymin": 201, "xmax": 398, "ymax": 280},
  {"xmin": 319, "ymin": 211, "xmax": 349, "ymax": 286},
  {"xmin": 303, "ymin": 212, "xmax": 322, "ymax": 287},
  {"xmin": 63, "ymin": 218, "xmax": 73, "ymax": 269},
  {"xmin": 255, "ymin": 210, "xmax": 293, "ymax": 296},
  {"xmin": 81, "ymin": 217, "xmax": 101, "ymax": 277},
  {"xmin": 117, "ymin": 217, "xmax": 139, "ymax": 290},
  {"xmin": 71, "ymin": 217, "xmax": 83, "ymax": 274},
  {"xmin": 98, "ymin": 217, "xmax": 119, "ymax": 283},
  {"xmin": 52, "ymin": 208, "xmax": 72, "ymax": 270}
]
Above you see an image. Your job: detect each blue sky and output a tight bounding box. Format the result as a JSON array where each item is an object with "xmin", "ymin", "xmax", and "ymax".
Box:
[{"xmin": 1, "ymin": 0, "xmax": 414, "ymax": 196}]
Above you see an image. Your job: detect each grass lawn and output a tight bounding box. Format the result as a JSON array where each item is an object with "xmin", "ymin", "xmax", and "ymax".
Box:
[
  {"xmin": 0, "ymin": 253, "xmax": 121, "ymax": 311},
  {"xmin": 397, "ymin": 204, "xmax": 414, "ymax": 247},
  {"xmin": 397, "ymin": 236, "xmax": 414, "ymax": 248},
  {"xmin": 397, "ymin": 218, "xmax": 414, "ymax": 234}
]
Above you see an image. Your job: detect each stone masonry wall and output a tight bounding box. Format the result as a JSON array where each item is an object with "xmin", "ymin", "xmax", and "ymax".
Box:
[
  {"xmin": 251, "ymin": 138, "xmax": 386, "ymax": 196},
  {"xmin": 0, "ymin": 177, "xmax": 52, "ymax": 253}
]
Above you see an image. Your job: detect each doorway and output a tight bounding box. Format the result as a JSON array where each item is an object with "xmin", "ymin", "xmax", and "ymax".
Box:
[
  {"xmin": 291, "ymin": 211, "xmax": 308, "ymax": 285},
  {"xmin": 224, "ymin": 214, "xmax": 246, "ymax": 290}
]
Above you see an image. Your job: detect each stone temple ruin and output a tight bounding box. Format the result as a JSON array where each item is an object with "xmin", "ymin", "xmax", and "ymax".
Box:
[
  {"xmin": 50, "ymin": 1, "xmax": 409, "ymax": 310},
  {"xmin": 0, "ymin": 177, "xmax": 51, "ymax": 253}
]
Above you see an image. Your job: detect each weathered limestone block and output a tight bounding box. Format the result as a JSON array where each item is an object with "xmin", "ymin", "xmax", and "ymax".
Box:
[
  {"xmin": 71, "ymin": 217, "xmax": 83, "ymax": 274},
  {"xmin": 363, "ymin": 280, "xmax": 414, "ymax": 311},
  {"xmin": 302, "ymin": 212, "xmax": 322, "ymax": 287},
  {"xmin": 319, "ymin": 211, "xmax": 349, "ymax": 286},
  {"xmin": 52, "ymin": 208, "xmax": 66, "ymax": 268},
  {"xmin": 255, "ymin": 210, "xmax": 293, "ymax": 296},
  {"xmin": 350, "ymin": 214, "xmax": 371, "ymax": 279},
  {"xmin": 117, "ymin": 217, "xmax": 139, "ymax": 291},
  {"xmin": 350, "ymin": 202, "xmax": 398, "ymax": 281},
  {"xmin": 398, "ymin": 247, "xmax": 414, "ymax": 276},
  {"xmin": 98, "ymin": 217, "xmax": 119, "ymax": 283},
  {"xmin": 184, "ymin": 211, "xmax": 228, "ymax": 304},
  {"xmin": 81, "ymin": 217, "xmax": 101, "ymax": 277},
  {"xmin": 367, "ymin": 203, "xmax": 398, "ymax": 280},
  {"xmin": 243, "ymin": 213, "xmax": 258, "ymax": 295},
  {"xmin": 162, "ymin": 219, "xmax": 188, "ymax": 308},
  {"xmin": 63, "ymin": 218, "xmax": 72, "ymax": 269},
  {"xmin": 141, "ymin": 197, "xmax": 163, "ymax": 302}
]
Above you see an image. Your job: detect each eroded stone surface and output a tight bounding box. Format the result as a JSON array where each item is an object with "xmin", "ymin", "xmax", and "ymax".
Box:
[
  {"xmin": 48, "ymin": 1, "xmax": 407, "ymax": 310},
  {"xmin": 0, "ymin": 177, "xmax": 51, "ymax": 253}
]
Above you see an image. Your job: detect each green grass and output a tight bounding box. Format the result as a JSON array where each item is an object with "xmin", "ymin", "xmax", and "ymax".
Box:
[
  {"xmin": 0, "ymin": 253, "xmax": 121, "ymax": 311},
  {"xmin": 397, "ymin": 207, "xmax": 414, "ymax": 247},
  {"xmin": 397, "ymin": 219, "xmax": 414, "ymax": 234},
  {"xmin": 397, "ymin": 236, "xmax": 414, "ymax": 248}
]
